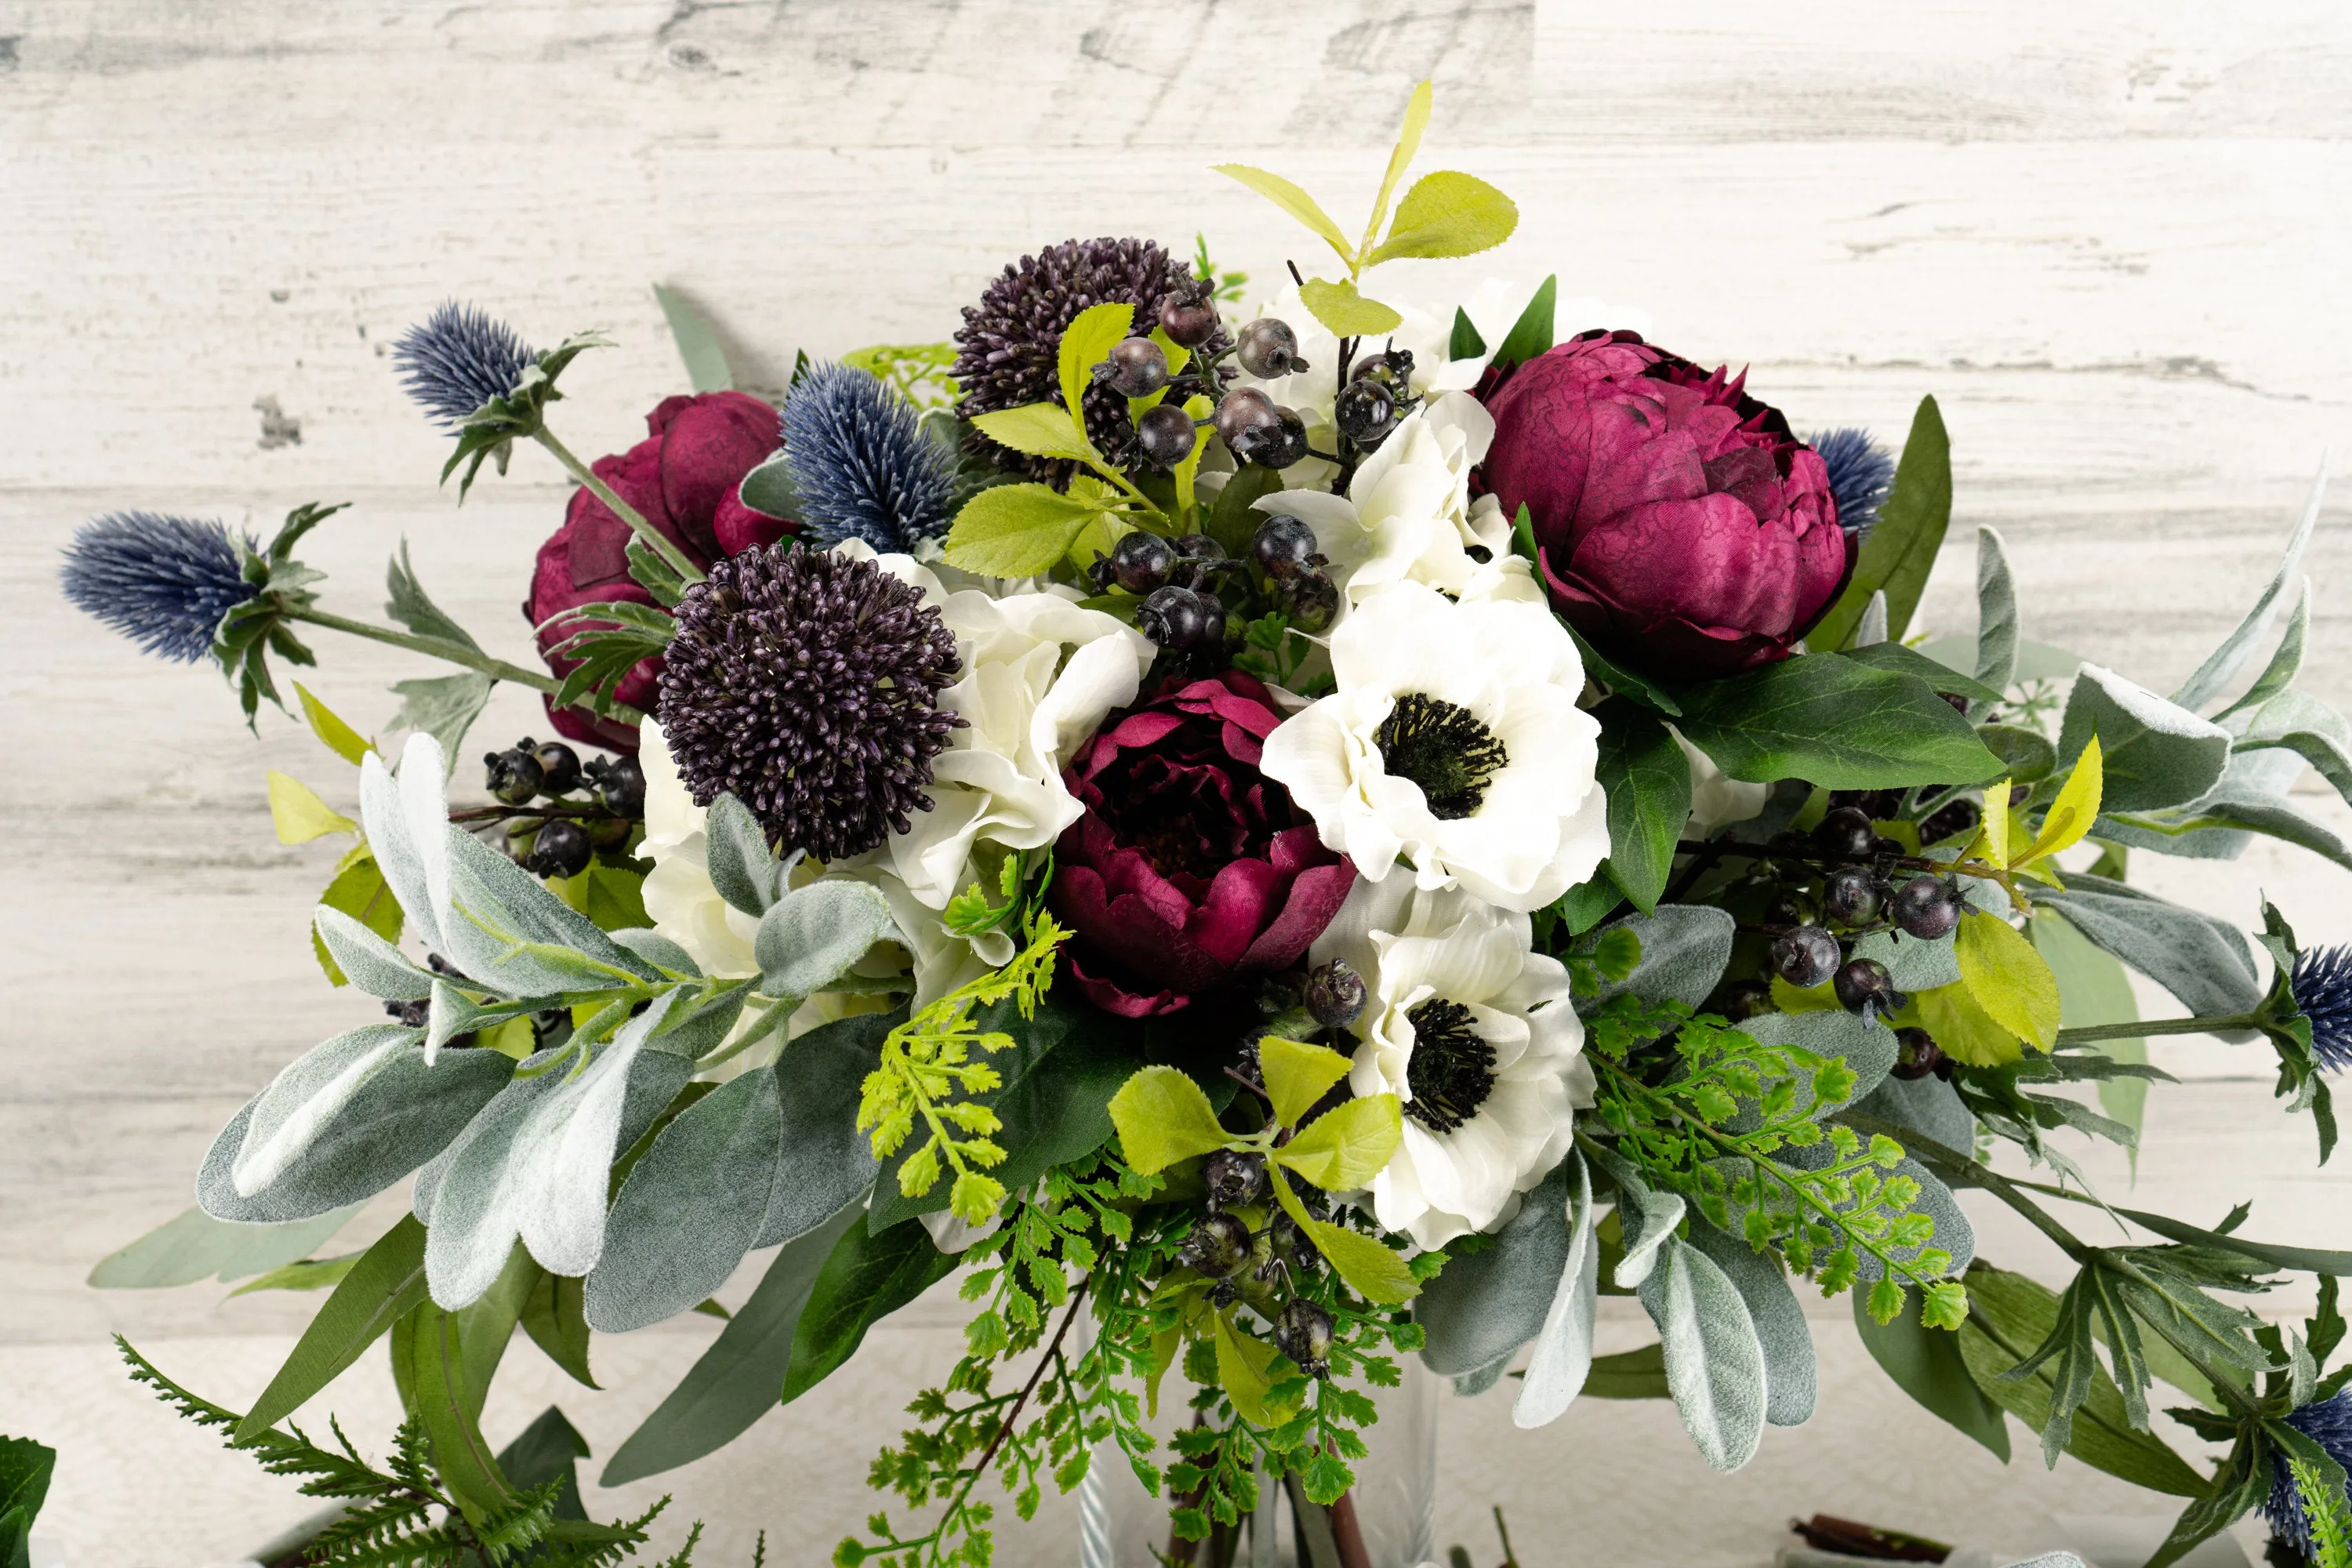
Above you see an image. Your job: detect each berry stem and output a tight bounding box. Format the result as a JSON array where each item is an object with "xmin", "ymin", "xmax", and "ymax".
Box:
[{"xmin": 530, "ymin": 426, "xmax": 707, "ymax": 586}]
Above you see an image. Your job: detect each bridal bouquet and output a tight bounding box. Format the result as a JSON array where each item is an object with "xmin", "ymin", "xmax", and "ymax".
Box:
[{"xmin": 64, "ymin": 84, "xmax": 2352, "ymax": 1568}]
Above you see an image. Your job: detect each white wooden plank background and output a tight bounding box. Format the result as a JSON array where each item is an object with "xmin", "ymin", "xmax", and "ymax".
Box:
[{"xmin": 5, "ymin": 3, "xmax": 2352, "ymax": 1563}]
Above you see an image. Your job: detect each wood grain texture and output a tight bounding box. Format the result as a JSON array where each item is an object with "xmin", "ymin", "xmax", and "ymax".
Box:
[{"xmin": 3, "ymin": 2, "xmax": 2349, "ymax": 1562}]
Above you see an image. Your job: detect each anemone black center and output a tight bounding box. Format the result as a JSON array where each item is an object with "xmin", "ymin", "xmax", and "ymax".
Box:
[
  {"xmin": 1374, "ymin": 694, "xmax": 1507, "ymax": 820},
  {"xmin": 1403, "ymin": 998, "xmax": 1497, "ymax": 1133}
]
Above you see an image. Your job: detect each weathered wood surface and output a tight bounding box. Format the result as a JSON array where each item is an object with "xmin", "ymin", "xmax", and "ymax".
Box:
[{"xmin": 5, "ymin": 2, "xmax": 2352, "ymax": 1562}]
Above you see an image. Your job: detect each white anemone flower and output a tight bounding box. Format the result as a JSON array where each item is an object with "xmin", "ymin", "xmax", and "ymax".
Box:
[
  {"xmin": 639, "ymin": 721, "xmax": 761, "ymax": 978},
  {"xmin": 1675, "ymin": 728, "xmax": 1768, "ymax": 837},
  {"xmin": 1309, "ymin": 877, "xmax": 1587, "ymax": 1248},
  {"xmin": 1259, "ymin": 582, "xmax": 1607, "ymax": 913}
]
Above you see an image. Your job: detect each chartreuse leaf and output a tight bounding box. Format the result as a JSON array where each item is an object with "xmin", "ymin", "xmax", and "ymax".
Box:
[
  {"xmin": 1812, "ymin": 395, "xmax": 1951, "ymax": 652},
  {"xmin": 1058, "ymin": 301, "xmax": 1135, "ymax": 425},
  {"xmin": 268, "ymin": 771, "xmax": 354, "ymax": 844},
  {"xmin": 1269, "ymin": 1164, "xmax": 1417, "ymax": 1305},
  {"xmin": 292, "ymin": 682, "xmax": 372, "ymax": 764},
  {"xmin": 1212, "ymin": 165, "xmax": 1355, "ymax": 268},
  {"xmin": 1270, "ymin": 1094, "xmax": 1402, "ymax": 1191},
  {"xmin": 1258, "ymin": 1036, "xmax": 1352, "ymax": 1129},
  {"xmin": 942, "ymin": 483, "xmax": 1102, "ymax": 578},
  {"xmin": 1298, "ymin": 278, "xmax": 1403, "ymax": 338},
  {"xmin": 2017, "ymin": 735, "xmax": 2103, "ymax": 868},
  {"xmin": 971, "ymin": 402, "xmax": 1091, "ymax": 462},
  {"xmin": 1978, "ymin": 777, "xmax": 2014, "ymax": 869},
  {"xmin": 1108, "ymin": 1065, "xmax": 1231, "ymax": 1175},
  {"xmin": 1367, "ymin": 170, "xmax": 1518, "ymax": 265},
  {"xmin": 1956, "ymin": 910, "xmax": 2062, "ymax": 1051},
  {"xmin": 313, "ymin": 850, "xmax": 402, "ymax": 987},
  {"xmin": 1360, "ymin": 78, "xmax": 1432, "ymax": 260},
  {"xmin": 1210, "ymin": 1308, "xmax": 1297, "ymax": 1425},
  {"xmin": 1909, "ymin": 979, "xmax": 2024, "ymax": 1067}
]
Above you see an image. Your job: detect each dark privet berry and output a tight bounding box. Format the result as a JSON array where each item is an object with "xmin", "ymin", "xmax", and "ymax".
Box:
[
  {"xmin": 1334, "ymin": 378, "xmax": 1399, "ymax": 445},
  {"xmin": 384, "ymin": 996, "xmax": 431, "ymax": 1029},
  {"xmin": 485, "ymin": 746, "xmax": 544, "ymax": 805},
  {"xmin": 531, "ymin": 739, "xmax": 583, "ymax": 796},
  {"xmin": 1173, "ymin": 533, "xmax": 1224, "ymax": 560},
  {"xmin": 1890, "ymin": 875, "xmax": 1964, "ymax": 941},
  {"xmin": 586, "ymin": 754, "xmax": 647, "ymax": 818},
  {"xmin": 1305, "ymin": 958, "xmax": 1368, "ymax": 1029},
  {"xmin": 1349, "ymin": 347, "xmax": 1415, "ymax": 388},
  {"xmin": 528, "ymin": 818, "xmax": 593, "ymax": 880},
  {"xmin": 1823, "ymin": 866, "xmax": 1883, "ymax": 927},
  {"xmin": 1772, "ymin": 926, "xmax": 1843, "ymax": 989},
  {"xmin": 1766, "ymin": 893, "xmax": 1815, "ymax": 931},
  {"xmin": 1704, "ymin": 978, "xmax": 1773, "ymax": 1021},
  {"xmin": 1812, "ymin": 805, "xmax": 1878, "ymax": 861},
  {"xmin": 1096, "ymin": 336, "xmax": 1171, "ymax": 397},
  {"xmin": 1891, "ymin": 1027, "xmax": 1944, "ymax": 1080},
  {"xmin": 1232, "ymin": 408, "xmax": 1309, "ymax": 469},
  {"xmin": 1203, "ymin": 1149, "xmax": 1269, "ymax": 1210},
  {"xmin": 1918, "ymin": 797, "xmax": 1981, "ymax": 845},
  {"xmin": 1159, "ymin": 292, "xmax": 1219, "ymax": 349},
  {"xmin": 1213, "ymin": 386, "xmax": 1280, "ymax": 447},
  {"xmin": 1236, "ymin": 318, "xmax": 1307, "ymax": 378},
  {"xmin": 1275, "ymin": 1298, "xmax": 1335, "ymax": 1377},
  {"xmin": 1094, "ymin": 529, "xmax": 1178, "ymax": 594},
  {"xmin": 1834, "ymin": 957, "xmax": 1901, "ymax": 1017},
  {"xmin": 1177, "ymin": 1211, "xmax": 1255, "ymax": 1279},
  {"xmin": 1138, "ymin": 585, "xmax": 1219, "ymax": 650},
  {"xmin": 1251, "ymin": 514, "xmax": 1319, "ymax": 579},
  {"xmin": 1283, "ymin": 570, "xmax": 1339, "ymax": 633},
  {"xmin": 1134, "ymin": 403, "xmax": 1198, "ymax": 466}
]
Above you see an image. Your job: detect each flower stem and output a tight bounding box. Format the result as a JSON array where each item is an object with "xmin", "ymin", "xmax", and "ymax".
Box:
[
  {"xmin": 531, "ymin": 426, "xmax": 706, "ymax": 586},
  {"xmin": 2055, "ymin": 1014, "xmax": 2256, "ymax": 1046},
  {"xmin": 286, "ymin": 607, "xmax": 643, "ymax": 724}
]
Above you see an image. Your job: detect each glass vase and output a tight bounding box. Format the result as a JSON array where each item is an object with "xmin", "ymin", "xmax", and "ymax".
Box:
[{"xmin": 1076, "ymin": 1353, "xmax": 1437, "ymax": 1568}]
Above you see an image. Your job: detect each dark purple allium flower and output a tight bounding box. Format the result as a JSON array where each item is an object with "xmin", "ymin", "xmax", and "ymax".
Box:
[
  {"xmin": 2292, "ymin": 945, "xmax": 2352, "ymax": 1071},
  {"xmin": 656, "ymin": 545, "xmax": 962, "ymax": 860},
  {"xmin": 2264, "ymin": 1389, "xmax": 2352, "ymax": 1552},
  {"xmin": 782, "ymin": 362, "xmax": 954, "ymax": 553},
  {"xmin": 61, "ymin": 511, "xmax": 253, "ymax": 663},
  {"xmin": 392, "ymin": 302, "xmax": 538, "ymax": 429},
  {"xmin": 1810, "ymin": 426, "xmax": 1896, "ymax": 538},
  {"xmin": 951, "ymin": 237, "xmax": 1230, "ymax": 482}
]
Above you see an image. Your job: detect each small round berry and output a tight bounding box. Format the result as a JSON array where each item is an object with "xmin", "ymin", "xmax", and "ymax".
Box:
[
  {"xmin": 1203, "ymin": 1150, "xmax": 1269, "ymax": 1210},
  {"xmin": 531, "ymin": 739, "xmax": 583, "ymax": 796},
  {"xmin": 1823, "ymin": 867, "xmax": 1883, "ymax": 927},
  {"xmin": 1918, "ymin": 798, "xmax": 1981, "ymax": 845},
  {"xmin": 1172, "ymin": 532, "xmax": 1223, "ymax": 561},
  {"xmin": 1305, "ymin": 958, "xmax": 1368, "ymax": 1029},
  {"xmin": 1134, "ymin": 402, "xmax": 1197, "ymax": 467},
  {"xmin": 1251, "ymin": 514, "xmax": 1319, "ymax": 579},
  {"xmin": 1891, "ymin": 1027, "xmax": 1944, "ymax": 1081},
  {"xmin": 1177, "ymin": 1211, "xmax": 1255, "ymax": 1279},
  {"xmin": 1772, "ymin": 926, "xmax": 1842, "ymax": 989},
  {"xmin": 1812, "ymin": 806, "xmax": 1878, "ymax": 861},
  {"xmin": 1096, "ymin": 336, "xmax": 1171, "ymax": 397},
  {"xmin": 1766, "ymin": 893, "xmax": 1816, "ymax": 931},
  {"xmin": 1236, "ymin": 318, "xmax": 1307, "ymax": 378},
  {"xmin": 384, "ymin": 996, "xmax": 431, "ymax": 1029},
  {"xmin": 1275, "ymin": 1298, "xmax": 1335, "ymax": 1377},
  {"xmin": 1212, "ymin": 386, "xmax": 1279, "ymax": 447},
  {"xmin": 1282, "ymin": 569, "xmax": 1338, "ymax": 634},
  {"xmin": 1096, "ymin": 530, "xmax": 1177, "ymax": 594},
  {"xmin": 484, "ymin": 746, "xmax": 544, "ymax": 806},
  {"xmin": 1334, "ymin": 378, "xmax": 1399, "ymax": 445},
  {"xmin": 586, "ymin": 754, "xmax": 647, "ymax": 818},
  {"xmin": 1833, "ymin": 957, "xmax": 1901, "ymax": 1017},
  {"xmin": 1232, "ymin": 408, "xmax": 1309, "ymax": 470},
  {"xmin": 1890, "ymin": 875, "xmax": 1964, "ymax": 941},
  {"xmin": 1158, "ymin": 292, "xmax": 1219, "ymax": 349},
  {"xmin": 1704, "ymin": 978, "xmax": 1773, "ymax": 1021},
  {"xmin": 528, "ymin": 818, "xmax": 593, "ymax": 880},
  {"xmin": 1138, "ymin": 585, "xmax": 1218, "ymax": 650}
]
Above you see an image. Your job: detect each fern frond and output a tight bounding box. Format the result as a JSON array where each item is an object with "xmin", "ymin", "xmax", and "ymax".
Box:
[
  {"xmin": 301, "ymin": 1497, "xmax": 438, "ymax": 1564},
  {"xmin": 307, "ymin": 1516, "xmax": 473, "ymax": 1568},
  {"xmin": 476, "ymin": 1479, "xmax": 564, "ymax": 1564},
  {"xmin": 2296, "ymin": 1455, "xmax": 2352, "ymax": 1568},
  {"xmin": 652, "ymin": 1520, "xmax": 703, "ymax": 1568}
]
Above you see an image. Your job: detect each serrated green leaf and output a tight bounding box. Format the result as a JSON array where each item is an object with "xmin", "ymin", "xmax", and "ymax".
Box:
[
  {"xmin": 1271, "ymin": 1095, "xmax": 1401, "ymax": 1191},
  {"xmin": 267, "ymin": 771, "xmax": 354, "ymax": 844},
  {"xmin": 1359, "ymin": 78, "xmax": 1432, "ymax": 261},
  {"xmin": 1367, "ymin": 170, "xmax": 1518, "ymax": 265},
  {"xmin": 971, "ymin": 402, "xmax": 1092, "ymax": 462},
  {"xmin": 1257, "ymin": 1036, "xmax": 1352, "ymax": 1129},
  {"xmin": 942, "ymin": 484, "xmax": 1100, "ymax": 579},
  {"xmin": 1213, "ymin": 165, "xmax": 1354, "ymax": 268},
  {"xmin": 1956, "ymin": 909, "xmax": 2061, "ymax": 1051},
  {"xmin": 1298, "ymin": 278, "xmax": 1403, "ymax": 339},
  {"xmin": 1107, "ymin": 1066, "xmax": 1231, "ymax": 1175},
  {"xmin": 292, "ymin": 682, "xmax": 372, "ymax": 764},
  {"xmin": 1058, "ymin": 302, "xmax": 1135, "ymax": 427}
]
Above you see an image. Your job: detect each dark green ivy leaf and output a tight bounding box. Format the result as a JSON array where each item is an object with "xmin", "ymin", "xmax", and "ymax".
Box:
[
  {"xmin": 1591, "ymin": 702, "xmax": 1691, "ymax": 915},
  {"xmin": 1673, "ymin": 653, "xmax": 2002, "ymax": 789}
]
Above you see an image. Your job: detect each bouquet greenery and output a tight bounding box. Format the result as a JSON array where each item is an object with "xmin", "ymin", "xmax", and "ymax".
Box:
[{"xmin": 64, "ymin": 83, "xmax": 2352, "ymax": 1568}]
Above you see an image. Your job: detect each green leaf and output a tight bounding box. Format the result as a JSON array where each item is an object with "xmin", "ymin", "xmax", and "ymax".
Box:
[
  {"xmin": 1448, "ymin": 308, "xmax": 1486, "ymax": 361},
  {"xmin": 89, "ymin": 1202, "xmax": 361, "ymax": 1291},
  {"xmin": 1852, "ymin": 1282, "xmax": 2010, "ymax": 1459},
  {"xmin": 237, "ymin": 1214, "xmax": 429, "ymax": 1437},
  {"xmin": 1977, "ymin": 724, "xmax": 2058, "ymax": 786},
  {"xmin": 1057, "ymin": 301, "xmax": 1136, "ymax": 426},
  {"xmin": 521, "ymin": 1269, "xmax": 598, "ymax": 1390},
  {"xmin": 2060, "ymin": 665, "xmax": 2233, "ymax": 814},
  {"xmin": 652, "ymin": 282, "xmax": 733, "ymax": 393},
  {"xmin": 1367, "ymin": 170, "xmax": 1518, "ymax": 265},
  {"xmin": 1811, "ymin": 396, "xmax": 1951, "ymax": 651},
  {"xmin": 782, "ymin": 1218, "xmax": 957, "ymax": 1405},
  {"xmin": 1561, "ymin": 615, "xmax": 1680, "ymax": 717},
  {"xmin": 227, "ymin": 1253, "xmax": 361, "ymax": 1296},
  {"xmin": 1211, "ymin": 165, "xmax": 1355, "ymax": 269},
  {"xmin": 386, "ymin": 540, "xmax": 485, "ymax": 652},
  {"xmin": 401, "ymin": 1301, "xmax": 517, "ymax": 1524},
  {"xmin": 1835, "ymin": 642, "xmax": 2004, "ymax": 706},
  {"xmin": 292, "ymin": 682, "xmax": 372, "ymax": 764},
  {"xmin": 1298, "ymin": 278, "xmax": 1404, "ymax": 338},
  {"xmin": 1592, "ymin": 702, "xmax": 1691, "ymax": 914},
  {"xmin": 1489, "ymin": 276, "xmax": 1557, "ymax": 370},
  {"xmin": 738, "ymin": 451, "xmax": 799, "ymax": 521},
  {"xmin": 971, "ymin": 402, "xmax": 1092, "ymax": 462},
  {"xmin": 942, "ymin": 484, "xmax": 1100, "ymax": 579},
  {"xmin": 1672, "ymin": 654, "xmax": 2002, "ymax": 789},
  {"xmin": 0, "ymin": 1437, "xmax": 53, "ymax": 1542},
  {"xmin": 1206, "ymin": 462, "xmax": 1283, "ymax": 557},
  {"xmin": 1359, "ymin": 78, "xmax": 1432, "ymax": 261},
  {"xmin": 2034, "ymin": 912, "xmax": 2147, "ymax": 1163},
  {"xmin": 1271, "ymin": 1095, "xmax": 1402, "ymax": 1191},
  {"xmin": 313, "ymin": 851, "xmax": 402, "ymax": 987},
  {"xmin": 1583, "ymin": 1341, "xmax": 1670, "ymax": 1399},
  {"xmin": 1210, "ymin": 1309, "xmax": 1295, "ymax": 1425},
  {"xmin": 494, "ymin": 1405, "xmax": 590, "ymax": 1524},
  {"xmin": 1108, "ymin": 1065, "xmax": 1232, "ymax": 1175},
  {"xmin": 1955, "ymin": 909, "xmax": 2062, "ymax": 1051},
  {"xmin": 1258, "ymin": 1035, "xmax": 1353, "ymax": 1129},
  {"xmin": 267, "ymin": 770, "xmax": 354, "ymax": 844},
  {"xmin": 390, "ymin": 671, "xmax": 495, "ymax": 760}
]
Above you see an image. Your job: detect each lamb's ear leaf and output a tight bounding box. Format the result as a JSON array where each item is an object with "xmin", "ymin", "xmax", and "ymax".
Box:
[
  {"xmin": 703, "ymin": 792, "xmax": 779, "ymax": 918},
  {"xmin": 1635, "ymin": 1236, "xmax": 1766, "ymax": 1472}
]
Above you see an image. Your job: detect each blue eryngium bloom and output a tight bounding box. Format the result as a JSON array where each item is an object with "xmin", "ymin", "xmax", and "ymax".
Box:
[
  {"xmin": 2265, "ymin": 1389, "xmax": 2352, "ymax": 1551},
  {"xmin": 2293, "ymin": 945, "xmax": 2352, "ymax": 1071},
  {"xmin": 391, "ymin": 302, "xmax": 538, "ymax": 429},
  {"xmin": 782, "ymin": 361, "xmax": 954, "ymax": 552},
  {"xmin": 1812, "ymin": 426, "xmax": 1896, "ymax": 537},
  {"xmin": 61, "ymin": 511, "xmax": 253, "ymax": 663}
]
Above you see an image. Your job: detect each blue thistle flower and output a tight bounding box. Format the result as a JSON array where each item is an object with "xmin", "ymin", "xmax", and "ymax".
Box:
[
  {"xmin": 1812, "ymin": 426, "xmax": 1896, "ymax": 537},
  {"xmin": 61, "ymin": 511, "xmax": 255, "ymax": 663},
  {"xmin": 2293, "ymin": 945, "xmax": 2352, "ymax": 1071},
  {"xmin": 2265, "ymin": 1390, "xmax": 2352, "ymax": 1552},
  {"xmin": 782, "ymin": 361, "xmax": 954, "ymax": 553},
  {"xmin": 391, "ymin": 302, "xmax": 538, "ymax": 429}
]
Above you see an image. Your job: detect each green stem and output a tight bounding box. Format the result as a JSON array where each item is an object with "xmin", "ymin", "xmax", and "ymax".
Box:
[
  {"xmin": 2056, "ymin": 1014, "xmax": 2256, "ymax": 1046},
  {"xmin": 532, "ymin": 426, "xmax": 706, "ymax": 585},
  {"xmin": 1842, "ymin": 1111, "xmax": 2092, "ymax": 1263},
  {"xmin": 286, "ymin": 607, "xmax": 643, "ymax": 724}
]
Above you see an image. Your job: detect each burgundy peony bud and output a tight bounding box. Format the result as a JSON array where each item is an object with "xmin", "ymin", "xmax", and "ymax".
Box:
[
  {"xmin": 524, "ymin": 391, "xmax": 794, "ymax": 752},
  {"xmin": 1476, "ymin": 331, "xmax": 1848, "ymax": 684},
  {"xmin": 1050, "ymin": 670, "xmax": 1356, "ymax": 1018}
]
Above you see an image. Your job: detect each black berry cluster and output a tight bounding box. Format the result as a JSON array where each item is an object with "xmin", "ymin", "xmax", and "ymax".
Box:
[{"xmin": 475, "ymin": 735, "xmax": 645, "ymax": 880}]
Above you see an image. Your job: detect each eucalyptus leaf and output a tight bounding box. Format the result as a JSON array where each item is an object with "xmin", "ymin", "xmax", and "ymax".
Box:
[
  {"xmin": 1414, "ymin": 1155, "xmax": 1573, "ymax": 1376},
  {"xmin": 652, "ymin": 282, "xmax": 733, "ymax": 393},
  {"xmin": 1512, "ymin": 1153, "xmax": 1597, "ymax": 1429},
  {"xmin": 1674, "ymin": 654, "xmax": 2002, "ymax": 789},
  {"xmin": 237, "ymin": 1214, "xmax": 430, "ymax": 1439},
  {"xmin": 755, "ymin": 878, "xmax": 895, "ymax": 1001},
  {"xmin": 88, "ymin": 1201, "xmax": 362, "ymax": 1290},
  {"xmin": 2175, "ymin": 461, "xmax": 2326, "ymax": 713},
  {"xmin": 1578, "ymin": 905, "xmax": 1734, "ymax": 1015},
  {"xmin": 1637, "ymin": 1236, "xmax": 1767, "ymax": 1472},
  {"xmin": 782, "ymin": 1218, "xmax": 958, "ymax": 1404},
  {"xmin": 1853, "ymin": 1281, "xmax": 2010, "ymax": 1460}
]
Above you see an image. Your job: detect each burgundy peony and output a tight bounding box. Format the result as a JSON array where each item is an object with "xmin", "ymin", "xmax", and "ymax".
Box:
[
  {"xmin": 525, "ymin": 390, "xmax": 794, "ymax": 751},
  {"xmin": 1478, "ymin": 330, "xmax": 1848, "ymax": 684},
  {"xmin": 1051, "ymin": 670, "xmax": 1356, "ymax": 1018}
]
